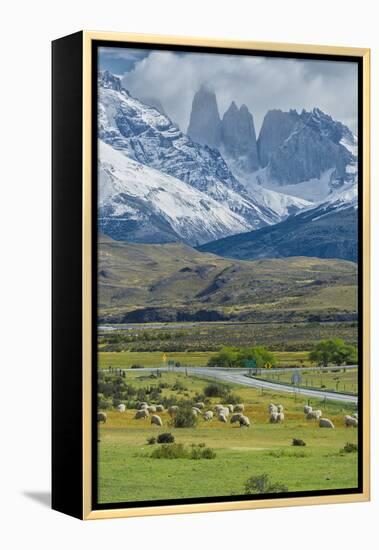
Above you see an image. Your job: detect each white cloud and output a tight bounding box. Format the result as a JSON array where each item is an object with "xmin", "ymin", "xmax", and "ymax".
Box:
[{"xmin": 120, "ymin": 50, "xmax": 358, "ymax": 134}]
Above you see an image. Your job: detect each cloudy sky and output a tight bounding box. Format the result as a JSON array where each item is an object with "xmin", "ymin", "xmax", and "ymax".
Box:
[{"xmin": 99, "ymin": 46, "xmax": 358, "ymax": 134}]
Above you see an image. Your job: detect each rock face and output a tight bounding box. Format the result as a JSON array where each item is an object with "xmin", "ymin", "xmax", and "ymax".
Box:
[
  {"xmin": 257, "ymin": 109, "xmax": 299, "ymax": 167},
  {"xmin": 221, "ymin": 102, "xmax": 259, "ymax": 171},
  {"xmin": 187, "ymin": 84, "xmax": 222, "ymax": 148}
]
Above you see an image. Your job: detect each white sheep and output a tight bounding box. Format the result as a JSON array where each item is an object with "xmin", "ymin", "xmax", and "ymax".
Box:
[
  {"xmin": 345, "ymin": 415, "xmax": 358, "ymax": 428},
  {"xmin": 239, "ymin": 415, "xmax": 250, "ymax": 427},
  {"xmin": 268, "ymin": 403, "xmax": 277, "ymax": 414},
  {"xmin": 117, "ymin": 404, "xmax": 126, "ymax": 412},
  {"xmin": 319, "ymin": 418, "xmax": 335, "ymax": 428},
  {"xmin": 220, "ymin": 407, "xmax": 229, "ymax": 417},
  {"xmin": 218, "ymin": 413, "xmax": 228, "ymax": 423},
  {"xmin": 195, "ymin": 402, "xmax": 205, "ymax": 410},
  {"xmin": 214, "ymin": 404, "xmax": 224, "ymax": 412},
  {"xmin": 135, "ymin": 409, "xmax": 149, "ymax": 419},
  {"xmin": 192, "ymin": 407, "xmax": 201, "ymax": 415},
  {"xmin": 156, "ymin": 404, "xmax": 164, "ymax": 412},
  {"xmin": 137, "ymin": 401, "xmax": 148, "ymax": 410},
  {"xmin": 276, "ymin": 412, "xmax": 285, "ymax": 423},
  {"xmin": 306, "ymin": 410, "xmax": 322, "ymax": 420},
  {"xmin": 151, "ymin": 414, "xmax": 163, "ymax": 426},
  {"xmin": 204, "ymin": 411, "xmax": 214, "ymax": 421},
  {"xmin": 269, "ymin": 412, "xmax": 278, "ymax": 423},
  {"xmin": 304, "ymin": 405, "xmax": 312, "ymax": 414},
  {"xmin": 234, "ymin": 404, "xmax": 245, "ymax": 413},
  {"xmin": 277, "ymin": 404, "xmax": 284, "ymax": 413},
  {"xmin": 147, "ymin": 405, "xmax": 156, "ymax": 413},
  {"xmin": 227, "ymin": 404, "xmax": 234, "ymax": 413}
]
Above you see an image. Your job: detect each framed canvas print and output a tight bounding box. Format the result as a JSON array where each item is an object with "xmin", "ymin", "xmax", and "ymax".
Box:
[{"xmin": 52, "ymin": 31, "xmax": 370, "ymax": 520}]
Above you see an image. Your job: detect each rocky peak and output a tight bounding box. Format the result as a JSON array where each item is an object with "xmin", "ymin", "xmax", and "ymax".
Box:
[
  {"xmin": 99, "ymin": 71, "xmax": 127, "ymax": 94},
  {"xmin": 221, "ymin": 101, "xmax": 259, "ymax": 171},
  {"xmin": 257, "ymin": 109, "xmax": 300, "ymax": 167},
  {"xmin": 187, "ymin": 84, "xmax": 222, "ymax": 148}
]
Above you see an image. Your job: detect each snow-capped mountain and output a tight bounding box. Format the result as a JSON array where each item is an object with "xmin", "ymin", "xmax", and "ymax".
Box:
[
  {"xmin": 99, "ymin": 141, "xmax": 251, "ymax": 245},
  {"xmin": 199, "ymin": 183, "xmax": 358, "ymax": 262},
  {"xmin": 98, "ymin": 71, "xmax": 300, "ymax": 243}
]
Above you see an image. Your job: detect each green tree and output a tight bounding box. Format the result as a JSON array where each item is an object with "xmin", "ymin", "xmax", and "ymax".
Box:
[
  {"xmin": 207, "ymin": 346, "xmax": 276, "ymax": 369},
  {"xmin": 309, "ymin": 339, "xmax": 358, "ymax": 368}
]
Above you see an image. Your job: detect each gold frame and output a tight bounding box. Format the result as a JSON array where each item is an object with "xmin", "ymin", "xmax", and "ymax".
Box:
[{"xmin": 82, "ymin": 31, "xmax": 370, "ymax": 520}]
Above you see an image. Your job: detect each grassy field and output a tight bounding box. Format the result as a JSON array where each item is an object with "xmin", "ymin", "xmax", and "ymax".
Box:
[
  {"xmin": 98, "ymin": 371, "xmax": 358, "ymax": 504},
  {"xmin": 98, "ymin": 350, "xmax": 318, "ymax": 369},
  {"xmin": 257, "ymin": 368, "xmax": 358, "ymax": 395}
]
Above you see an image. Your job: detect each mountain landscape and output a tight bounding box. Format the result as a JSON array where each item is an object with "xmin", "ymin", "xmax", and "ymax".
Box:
[{"xmin": 98, "ymin": 70, "xmax": 358, "ymax": 261}]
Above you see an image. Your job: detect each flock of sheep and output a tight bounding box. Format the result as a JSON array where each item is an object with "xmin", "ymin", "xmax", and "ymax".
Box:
[{"xmin": 97, "ymin": 401, "xmax": 358, "ymax": 430}]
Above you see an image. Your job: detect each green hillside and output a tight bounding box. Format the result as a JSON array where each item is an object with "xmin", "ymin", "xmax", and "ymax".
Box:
[{"xmin": 98, "ymin": 236, "xmax": 357, "ymax": 324}]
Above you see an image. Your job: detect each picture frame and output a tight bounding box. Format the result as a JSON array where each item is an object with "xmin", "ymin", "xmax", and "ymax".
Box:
[{"xmin": 52, "ymin": 31, "xmax": 370, "ymax": 520}]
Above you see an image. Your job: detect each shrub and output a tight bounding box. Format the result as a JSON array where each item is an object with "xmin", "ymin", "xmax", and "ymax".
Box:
[
  {"xmin": 204, "ymin": 383, "xmax": 229, "ymax": 398},
  {"xmin": 342, "ymin": 442, "xmax": 358, "ymax": 453},
  {"xmin": 147, "ymin": 436, "xmax": 157, "ymax": 445},
  {"xmin": 157, "ymin": 432, "xmax": 175, "ymax": 444},
  {"xmin": 292, "ymin": 438, "xmax": 306, "ymax": 447},
  {"xmin": 173, "ymin": 407, "xmax": 197, "ymax": 428},
  {"xmin": 151, "ymin": 443, "xmax": 188, "ymax": 459},
  {"xmin": 244, "ymin": 474, "xmax": 289, "ymax": 495},
  {"xmin": 200, "ymin": 447, "xmax": 217, "ymax": 459},
  {"xmin": 130, "ymin": 364, "xmax": 144, "ymax": 369}
]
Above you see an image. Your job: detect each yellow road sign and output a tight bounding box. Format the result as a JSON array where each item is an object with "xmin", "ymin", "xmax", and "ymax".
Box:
[
  {"xmin": 162, "ymin": 353, "xmax": 167, "ymax": 362},
  {"xmin": 264, "ymin": 362, "xmax": 272, "ymax": 369}
]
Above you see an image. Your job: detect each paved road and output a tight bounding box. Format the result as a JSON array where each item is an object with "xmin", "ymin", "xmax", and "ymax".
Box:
[{"xmin": 119, "ymin": 365, "xmax": 358, "ymax": 403}]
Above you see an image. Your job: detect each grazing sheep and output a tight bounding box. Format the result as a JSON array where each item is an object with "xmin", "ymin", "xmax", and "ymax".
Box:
[
  {"xmin": 219, "ymin": 407, "xmax": 229, "ymax": 417},
  {"xmin": 230, "ymin": 413, "xmax": 243, "ymax": 424},
  {"xmin": 277, "ymin": 404, "xmax": 284, "ymax": 413},
  {"xmin": 319, "ymin": 418, "xmax": 335, "ymax": 428},
  {"xmin": 268, "ymin": 403, "xmax": 278, "ymax": 414},
  {"xmin": 227, "ymin": 404, "xmax": 234, "ymax": 413},
  {"xmin": 168, "ymin": 405, "xmax": 179, "ymax": 417},
  {"xmin": 195, "ymin": 402, "xmax": 205, "ymax": 410},
  {"xmin": 156, "ymin": 404, "xmax": 164, "ymax": 412},
  {"xmin": 304, "ymin": 405, "xmax": 312, "ymax": 415},
  {"xmin": 306, "ymin": 410, "xmax": 322, "ymax": 420},
  {"xmin": 345, "ymin": 415, "xmax": 358, "ymax": 428},
  {"xmin": 218, "ymin": 413, "xmax": 228, "ymax": 423},
  {"xmin": 151, "ymin": 414, "xmax": 163, "ymax": 427},
  {"xmin": 204, "ymin": 411, "xmax": 214, "ymax": 421},
  {"xmin": 239, "ymin": 415, "xmax": 250, "ymax": 427},
  {"xmin": 192, "ymin": 407, "xmax": 201, "ymax": 416},
  {"xmin": 234, "ymin": 404, "xmax": 244, "ymax": 413},
  {"xmin": 137, "ymin": 402, "xmax": 148, "ymax": 410},
  {"xmin": 97, "ymin": 412, "xmax": 107, "ymax": 423},
  {"xmin": 147, "ymin": 405, "xmax": 157, "ymax": 413},
  {"xmin": 269, "ymin": 412, "xmax": 278, "ymax": 423},
  {"xmin": 276, "ymin": 412, "xmax": 285, "ymax": 423},
  {"xmin": 214, "ymin": 404, "xmax": 224, "ymax": 412},
  {"xmin": 117, "ymin": 404, "xmax": 126, "ymax": 412},
  {"xmin": 135, "ymin": 409, "xmax": 149, "ymax": 419}
]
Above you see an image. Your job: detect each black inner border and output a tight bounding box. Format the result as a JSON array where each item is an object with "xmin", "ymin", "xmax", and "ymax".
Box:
[{"xmin": 91, "ymin": 39, "xmax": 364, "ymax": 511}]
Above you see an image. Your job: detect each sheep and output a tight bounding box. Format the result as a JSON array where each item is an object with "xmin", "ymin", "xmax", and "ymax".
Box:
[
  {"xmin": 204, "ymin": 411, "xmax": 213, "ymax": 421},
  {"xmin": 227, "ymin": 404, "xmax": 234, "ymax": 413},
  {"xmin": 97, "ymin": 412, "xmax": 107, "ymax": 423},
  {"xmin": 192, "ymin": 407, "xmax": 201, "ymax": 416},
  {"xmin": 117, "ymin": 404, "xmax": 126, "ymax": 412},
  {"xmin": 306, "ymin": 410, "xmax": 322, "ymax": 420},
  {"xmin": 218, "ymin": 413, "xmax": 228, "ymax": 423},
  {"xmin": 277, "ymin": 404, "xmax": 284, "ymax": 413},
  {"xmin": 156, "ymin": 404, "xmax": 164, "ymax": 412},
  {"xmin": 137, "ymin": 402, "xmax": 148, "ymax": 410},
  {"xmin": 194, "ymin": 402, "xmax": 205, "ymax": 410},
  {"xmin": 304, "ymin": 405, "xmax": 313, "ymax": 415},
  {"xmin": 276, "ymin": 412, "xmax": 285, "ymax": 423},
  {"xmin": 147, "ymin": 405, "xmax": 157, "ymax": 413},
  {"xmin": 230, "ymin": 413, "xmax": 243, "ymax": 424},
  {"xmin": 268, "ymin": 403, "xmax": 278, "ymax": 414},
  {"xmin": 219, "ymin": 407, "xmax": 229, "ymax": 417},
  {"xmin": 269, "ymin": 412, "xmax": 278, "ymax": 423},
  {"xmin": 168, "ymin": 405, "xmax": 179, "ymax": 417},
  {"xmin": 151, "ymin": 414, "xmax": 163, "ymax": 427},
  {"xmin": 234, "ymin": 404, "xmax": 244, "ymax": 413},
  {"xmin": 319, "ymin": 418, "xmax": 335, "ymax": 428},
  {"xmin": 135, "ymin": 409, "xmax": 149, "ymax": 419},
  {"xmin": 345, "ymin": 415, "xmax": 358, "ymax": 428},
  {"xmin": 239, "ymin": 415, "xmax": 250, "ymax": 427},
  {"xmin": 214, "ymin": 404, "xmax": 224, "ymax": 412}
]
